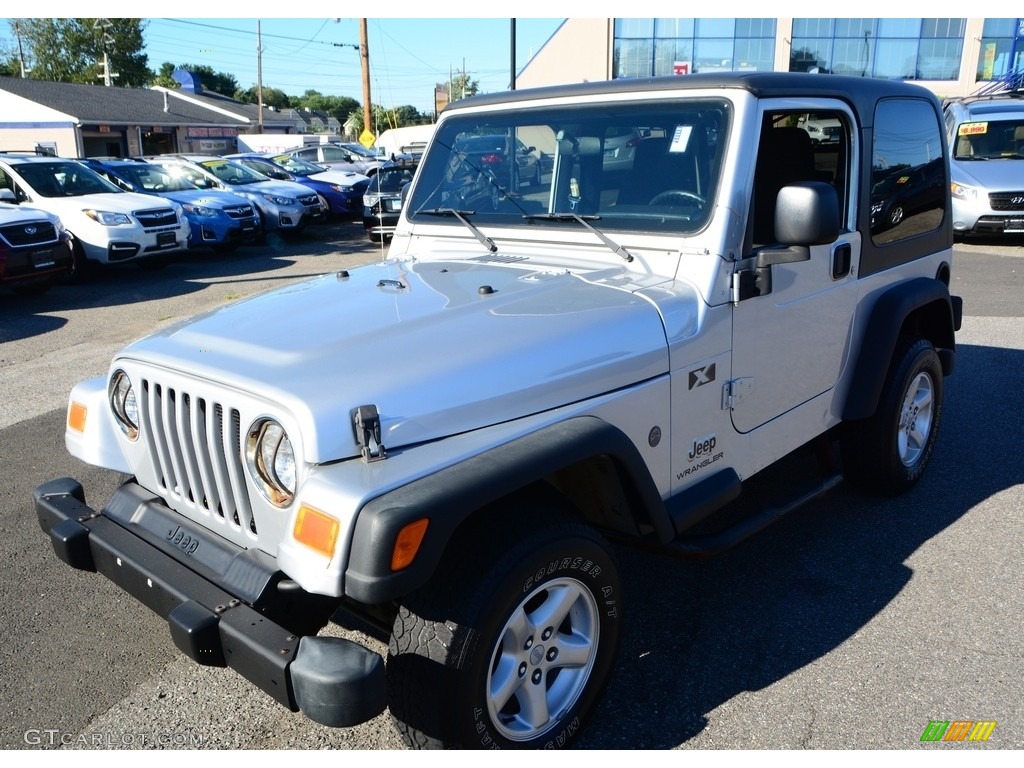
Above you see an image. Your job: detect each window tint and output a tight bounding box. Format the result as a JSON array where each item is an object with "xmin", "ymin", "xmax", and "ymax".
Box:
[{"xmin": 871, "ymin": 99, "xmax": 945, "ymax": 245}]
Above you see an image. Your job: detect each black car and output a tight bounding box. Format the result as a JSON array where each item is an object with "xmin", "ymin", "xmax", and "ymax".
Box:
[{"xmin": 362, "ymin": 162, "xmax": 418, "ymax": 242}]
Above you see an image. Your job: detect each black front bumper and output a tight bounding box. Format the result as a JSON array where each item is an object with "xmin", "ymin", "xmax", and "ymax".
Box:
[{"xmin": 34, "ymin": 478, "xmax": 385, "ymax": 728}]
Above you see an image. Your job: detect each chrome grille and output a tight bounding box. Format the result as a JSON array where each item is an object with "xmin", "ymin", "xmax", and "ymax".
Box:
[
  {"xmin": 988, "ymin": 191, "xmax": 1024, "ymax": 211},
  {"xmin": 223, "ymin": 204, "xmax": 255, "ymax": 219},
  {"xmin": 298, "ymin": 194, "xmax": 320, "ymax": 209},
  {"xmin": 0, "ymin": 220, "xmax": 57, "ymax": 247},
  {"xmin": 134, "ymin": 208, "xmax": 178, "ymax": 228},
  {"xmin": 139, "ymin": 379, "xmax": 256, "ymax": 536}
]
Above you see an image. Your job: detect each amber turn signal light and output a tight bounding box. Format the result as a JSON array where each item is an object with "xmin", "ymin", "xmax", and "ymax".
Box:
[
  {"xmin": 391, "ymin": 518, "xmax": 429, "ymax": 571},
  {"xmin": 293, "ymin": 504, "xmax": 340, "ymax": 558},
  {"xmin": 67, "ymin": 402, "xmax": 88, "ymax": 433}
]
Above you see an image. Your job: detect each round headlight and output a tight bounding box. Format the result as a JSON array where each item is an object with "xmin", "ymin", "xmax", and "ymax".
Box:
[
  {"xmin": 246, "ymin": 419, "xmax": 297, "ymax": 506},
  {"xmin": 109, "ymin": 370, "xmax": 139, "ymax": 440}
]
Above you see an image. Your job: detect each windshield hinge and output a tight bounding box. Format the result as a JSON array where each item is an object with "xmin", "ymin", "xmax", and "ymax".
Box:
[
  {"xmin": 721, "ymin": 378, "xmax": 753, "ymax": 411},
  {"xmin": 353, "ymin": 405, "xmax": 386, "ymax": 463}
]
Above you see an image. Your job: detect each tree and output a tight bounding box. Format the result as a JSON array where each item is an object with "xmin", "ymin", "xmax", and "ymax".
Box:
[
  {"xmin": 449, "ymin": 71, "xmax": 479, "ymax": 102},
  {"xmin": 151, "ymin": 62, "xmax": 238, "ymax": 96},
  {"xmin": 345, "ymin": 104, "xmax": 391, "ymax": 135},
  {"xmin": 16, "ymin": 18, "xmax": 151, "ymax": 87},
  {"xmin": 386, "ymin": 105, "xmax": 425, "ymax": 128},
  {"xmin": 293, "ymin": 90, "xmax": 359, "ymax": 124},
  {"xmin": 234, "ymin": 85, "xmax": 292, "ymax": 110}
]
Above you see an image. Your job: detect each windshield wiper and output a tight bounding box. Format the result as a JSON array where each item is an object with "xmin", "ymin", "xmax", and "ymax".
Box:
[
  {"xmin": 523, "ymin": 213, "xmax": 634, "ymax": 263},
  {"xmin": 418, "ymin": 208, "xmax": 497, "ymax": 252}
]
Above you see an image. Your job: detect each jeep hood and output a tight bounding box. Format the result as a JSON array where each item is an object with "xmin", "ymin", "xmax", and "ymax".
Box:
[{"xmin": 116, "ymin": 258, "xmax": 673, "ymax": 462}]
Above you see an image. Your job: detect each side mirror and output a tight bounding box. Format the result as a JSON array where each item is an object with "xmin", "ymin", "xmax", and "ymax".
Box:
[
  {"xmin": 745, "ymin": 182, "xmax": 841, "ymax": 300},
  {"xmin": 0, "ymin": 188, "xmax": 17, "ymax": 203},
  {"xmin": 773, "ymin": 181, "xmax": 840, "ymax": 247}
]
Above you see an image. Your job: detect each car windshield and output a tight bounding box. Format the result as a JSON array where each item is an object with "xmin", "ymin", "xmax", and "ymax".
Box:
[
  {"xmin": 17, "ymin": 162, "xmax": 122, "ymax": 197},
  {"xmin": 198, "ymin": 159, "xmax": 268, "ymax": 185},
  {"xmin": 270, "ymin": 154, "xmax": 323, "ymax": 175},
  {"xmin": 117, "ymin": 165, "xmax": 197, "ymax": 192},
  {"xmin": 954, "ymin": 119, "xmax": 1024, "ymax": 159},
  {"xmin": 148, "ymin": 163, "xmax": 212, "ymax": 189},
  {"xmin": 407, "ymin": 99, "xmax": 730, "ymax": 235},
  {"xmin": 341, "ymin": 144, "xmax": 377, "ymax": 158}
]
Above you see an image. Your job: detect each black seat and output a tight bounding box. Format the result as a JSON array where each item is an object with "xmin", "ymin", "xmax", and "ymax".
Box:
[
  {"xmin": 752, "ymin": 126, "xmax": 821, "ymax": 244},
  {"xmin": 617, "ymin": 129, "xmax": 708, "ymax": 208}
]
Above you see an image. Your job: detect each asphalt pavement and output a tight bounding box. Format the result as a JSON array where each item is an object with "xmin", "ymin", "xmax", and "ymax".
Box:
[{"xmin": 1, "ymin": 227, "xmax": 1021, "ymax": 752}]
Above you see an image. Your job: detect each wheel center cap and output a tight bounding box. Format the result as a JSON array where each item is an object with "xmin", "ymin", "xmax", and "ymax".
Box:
[{"xmin": 530, "ymin": 645, "xmax": 545, "ymax": 666}]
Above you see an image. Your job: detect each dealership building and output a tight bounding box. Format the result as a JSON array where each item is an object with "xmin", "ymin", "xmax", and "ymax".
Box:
[{"xmin": 517, "ymin": 18, "xmax": 1024, "ymax": 100}]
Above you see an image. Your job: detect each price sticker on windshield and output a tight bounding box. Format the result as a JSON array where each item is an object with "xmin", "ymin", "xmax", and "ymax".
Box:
[{"xmin": 958, "ymin": 122, "xmax": 988, "ymax": 136}]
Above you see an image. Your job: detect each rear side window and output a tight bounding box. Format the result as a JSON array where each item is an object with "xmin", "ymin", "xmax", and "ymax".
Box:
[{"xmin": 871, "ymin": 99, "xmax": 946, "ymax": 246}]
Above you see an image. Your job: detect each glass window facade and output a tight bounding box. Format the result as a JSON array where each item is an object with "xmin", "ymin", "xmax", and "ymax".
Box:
[
  {"xmin": 613, "ymin": 18, "xmax": 776, "ymax": 78},
  {"xmin": 610, "ymin": 18, "xmax": 1015, "ymax": 87},
  {"xmin": 976, "ymin": 18, "xmax": 1022, "ymax": 80},
  {"xmin": 789, "ymin": 18, "xmax": 964, "ymax": 80}
]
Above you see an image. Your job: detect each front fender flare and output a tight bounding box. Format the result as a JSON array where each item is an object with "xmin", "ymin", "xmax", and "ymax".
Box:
[{"xmin": 342, "ymin": 416, "xmax": 668, "ymax": 604}]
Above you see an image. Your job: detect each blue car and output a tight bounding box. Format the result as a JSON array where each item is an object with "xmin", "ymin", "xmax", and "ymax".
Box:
[
  {"xmin": 82, "ymin": 158, "xmax": 261, "ymax": 251},
  {"xmin": 226, "ymin": 153, "xmax": 370, "ymax": 219}
]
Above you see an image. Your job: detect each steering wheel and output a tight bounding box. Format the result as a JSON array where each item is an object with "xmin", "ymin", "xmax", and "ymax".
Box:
[{"xmin": 649, "ymin": 189, "xmax": 705, "ymax": 208}]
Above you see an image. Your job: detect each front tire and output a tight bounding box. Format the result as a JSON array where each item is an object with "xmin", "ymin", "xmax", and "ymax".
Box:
[
  {"xmin": 387, "ymin": 505, "xmax": 622, "ymax": 749},
  {"xmin": 841, "ymin": 337, "xmax": 943, "ymax": 495}
]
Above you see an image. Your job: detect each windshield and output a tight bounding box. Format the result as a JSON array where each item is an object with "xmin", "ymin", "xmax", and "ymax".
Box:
[
  {"xmin": 17, "ymin": 161, "xmax": 122, "ymax": 197},
  {"xmin": 407, "ymin": 99, "xmax": 730, "ymax": 234},
  {"xmin": 341, "ymin": 143, "xmax": 377, "ymax": 159},
  {"xmin": 270, "ymin": 154, "xmax": 323, "ymax": 175},
  {"xmin": 149, "ymin": 163, "xmax": 213, "ymax": 189},
  {"xmin": 954, "ymin": 119, "xmax": 1024, "ymax": 159},
  {"xmin": 198, "ymin": 159, "xmax": 268, "ymax": 185},
  {"xmin": 117, "ymin": 165, "xmax": 198, "ymax": 192}
]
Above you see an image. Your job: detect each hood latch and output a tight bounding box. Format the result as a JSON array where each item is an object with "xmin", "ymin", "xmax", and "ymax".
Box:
[{"xmin": 353, "ymin": 404, "xmax": 387, "ymax": 463}]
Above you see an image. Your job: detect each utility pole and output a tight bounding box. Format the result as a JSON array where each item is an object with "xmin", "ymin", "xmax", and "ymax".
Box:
[
  {"xmin": 93, "ymin": 19, "xmax": 118, "ymax": 86},
  {"xmin": 360, "ymin": 19, "xmax": 372, "ymax": 139},
  {"xmin": 257, "ymin": 20, "xmax": 264, "ymax": 132},
  {"xmin": 12, "ymin": 20, "xmax": 28, "ymax": 78}
]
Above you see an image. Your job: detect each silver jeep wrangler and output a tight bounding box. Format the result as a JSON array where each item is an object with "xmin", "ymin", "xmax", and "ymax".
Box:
[{"xmin": 36, "ymin": 73, "xmax": 962, "ymax": 749}]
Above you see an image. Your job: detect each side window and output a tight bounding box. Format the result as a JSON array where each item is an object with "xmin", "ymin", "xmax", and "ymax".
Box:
[
  {"xmin": 871, "ymin": 99, "xmax": 945, "ymax": 246},
  {"xmin": 321, "ymin": 147, "xmax": 348, "ymax": 162},
  {"xmin": 751, "ymin": 110, "xmax": 849, "ymax": 247}
]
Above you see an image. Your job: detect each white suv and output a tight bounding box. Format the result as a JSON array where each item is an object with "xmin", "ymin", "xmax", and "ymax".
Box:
[
  {"xmin": 944, "ymin": 93, "xmax": 1024, "ymax": 237},
  {"xmin": 0, "ymin": 154, "xmax": 188, "ymax": 275}
]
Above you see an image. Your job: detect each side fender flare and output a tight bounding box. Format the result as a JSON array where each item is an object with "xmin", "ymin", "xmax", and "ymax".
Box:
[
  {"xmin": 843, "ymin": 277, "xmax": 956, "ymax": 420},
  {"xmin": 343, "ymin": 416, "xmax": 668, "ymax": 604}
]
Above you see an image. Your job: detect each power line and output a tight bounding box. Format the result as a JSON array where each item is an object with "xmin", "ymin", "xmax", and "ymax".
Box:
[{"xmin": 156, "ymin": 18, "xmax": 357, "ymax": 48}]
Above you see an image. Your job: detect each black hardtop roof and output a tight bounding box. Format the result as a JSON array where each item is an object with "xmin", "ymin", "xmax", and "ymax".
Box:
[{"xmin": 446, "ymin": 72, "xmax": 940, "ymax": 125}]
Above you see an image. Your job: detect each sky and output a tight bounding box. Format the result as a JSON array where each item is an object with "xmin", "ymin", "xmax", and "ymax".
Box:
[
  {"xmin": 2, "ymin": 10, "xmax": 568, "ymax": 115},
  {"xmin": 4, "ymin": 4, "xmax": 1013, "ymax": 115}
]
